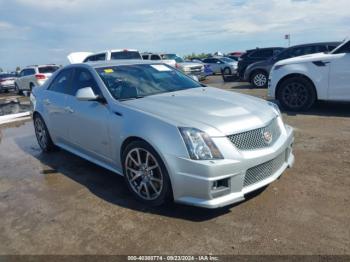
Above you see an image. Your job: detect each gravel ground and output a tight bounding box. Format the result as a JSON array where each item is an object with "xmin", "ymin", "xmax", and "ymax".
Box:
[{"xmin": 0, "ymin": 76, "xmax": 349, "ymax": 255}]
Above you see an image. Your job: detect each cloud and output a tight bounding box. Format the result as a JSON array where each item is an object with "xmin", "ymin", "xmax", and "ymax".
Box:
[{"xmin": 0, "ymin": 0, "xmax": 349, "ymax": 69}]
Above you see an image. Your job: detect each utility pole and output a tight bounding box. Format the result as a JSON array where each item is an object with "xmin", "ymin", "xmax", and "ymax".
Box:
[{"xmin": 285, "ymin": 34, "xmax": 291, "ymax": 47}]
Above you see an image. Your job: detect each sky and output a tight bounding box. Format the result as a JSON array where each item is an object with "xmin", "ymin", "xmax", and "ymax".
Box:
[{"xmin": 0, "ymin": 0, "xmax": 349, "ymax": 70}]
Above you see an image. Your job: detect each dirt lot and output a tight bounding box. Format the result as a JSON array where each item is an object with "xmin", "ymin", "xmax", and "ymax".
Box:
[{"xmin": 0, "ymin": 76, "xmax": 349, "ymax": 255}]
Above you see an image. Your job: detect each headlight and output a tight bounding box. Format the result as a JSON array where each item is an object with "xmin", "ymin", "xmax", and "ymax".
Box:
[
  {"xmin": 179, "ymin": 127, "xmax": 223, "ymax": 160},
  {"xmin": 268, "ymin": 102, "xmax": 281, "ymax": 116}
]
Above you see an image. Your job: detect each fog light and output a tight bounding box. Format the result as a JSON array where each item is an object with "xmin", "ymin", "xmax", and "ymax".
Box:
[{"xmin": 212, "ymin": 178, "xmax": 229, "ymax": 190}]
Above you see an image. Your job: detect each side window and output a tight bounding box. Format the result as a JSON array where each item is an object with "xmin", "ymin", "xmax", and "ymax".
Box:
[
  {"xmin": 142, "ymin": 55, "xmax": 149, "ymax": 60},
  {"xmin": 333, "ymin": 42, "xmax": 350, "ymax": 54},
  {"xmin": 94, "ymin": 53, "xmax": 106, "ymax": 61},
  {"xmin": 70, "ymin": 69, "xmax": 102, "ymax": 97},
  {"xmin": 250, "ymin": 49, "xmax": 273, "ymax": 58},
  {"xmin": 273, "ymin": 49, "xmax": 282, "ymax": 56},
  {"xmin": 83, "ymin": 55, "xmax": 96, "ymax": 62},
  {"xmin": 315, "ymin": 45, "xmax": 327, "ymax": 53},
  {"xmin": 48, "ymin": 69, "xmax": 73, "ymax": 94},
  {"xmin": 28, "ymin": 69, "xmax": 36, "ymax": 75},
  {"xmin": 151, "ymin": 55, "xmax": 161, "ymax": 60}
]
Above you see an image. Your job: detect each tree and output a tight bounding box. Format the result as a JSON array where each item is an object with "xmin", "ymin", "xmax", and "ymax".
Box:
[
  {"xmin": 16, "ymin": 66, "xmax": 21, "ymax": 72},
  {"xmin": 0, "ymin": 67, "xmax": 3, "ymax": 73}
]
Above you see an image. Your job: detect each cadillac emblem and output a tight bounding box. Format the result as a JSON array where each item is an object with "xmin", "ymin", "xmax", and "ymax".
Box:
[{"xmin": 263, "ymin": 130, "xmax": 273, "ymax": 144}]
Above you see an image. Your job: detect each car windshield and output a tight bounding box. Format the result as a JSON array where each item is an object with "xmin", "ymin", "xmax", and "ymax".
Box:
[
  {"xmin": 111, "ymin": 51, "xmax": 142, "ymax": 60},
  {"xmin": 220, "ymin": 57, "xmax": 235, "ymax": 63},
  {"xmin": 96, "ymin": 64, "xmax": 202, "ymax": 100},
  {"xmin": 38, "ymin": 66, "xmax": 59, "ymax": 74},
  {"xmin": 161, "ymin": 54, "xmax": 177, "ymax": 60}
]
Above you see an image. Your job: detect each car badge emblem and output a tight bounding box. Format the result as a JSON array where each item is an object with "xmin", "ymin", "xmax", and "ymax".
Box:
[{"xmin": 263, "ymin": 130, "xmax": 273, "ymax": 144}]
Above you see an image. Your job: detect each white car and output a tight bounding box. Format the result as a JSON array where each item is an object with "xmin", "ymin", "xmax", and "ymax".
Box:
[
  {"xmin": 141, "ymin": 53, "xmax": 176, "ymax": 67},
  {"xmin": 268, "ymin": 39, "xmax": 350, "ymax": 111},
  {"xmin": 15, "ymin": 65, "xmax": 60, "ymax": 94},
  {"xmin": 67, "ymin": 49, "xmax": 142, "ymax": 64}
]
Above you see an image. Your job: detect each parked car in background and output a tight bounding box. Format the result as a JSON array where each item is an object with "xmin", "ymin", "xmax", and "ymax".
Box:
[
  {"xmin": 15, "ymin": 65, "xmax": 60, "ymax": 94},
  {"xmin": 268, "ymin": 39, "xmax": 350, "ymax": 111},
  {"xmin": 202, "ymin": 57, "xmax": 238, "ymax": 75},
  {"xmin": 0, "ymin": 73, "xmax": 17, "ymax": 93},
  {"xmin": 244, "ymin": 42, "xmax": 341, "ymax": 88},
  {"xmin": 31, "ymin": 60, "xmax": 294, "ymax": 208},
  {"xmin": 67, "ymin": 49, "xmax": 142, "ymax": 64},
  {"xmin": 141, "ymin": 53, "xmax": 176, "ymax": 67},
  {"xmin": 161, "ymin": 54, "xmax": 205, "ymax": 80},
  {"xmin": 238, "ymin": 47, "xmax": 284, "ymax": 79}
]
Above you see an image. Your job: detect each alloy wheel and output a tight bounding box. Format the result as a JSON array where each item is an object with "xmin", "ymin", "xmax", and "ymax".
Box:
[
  {"xmin": 282, "ymin": 82, "xmax": 308, "ymax": 109},
  {"xmin": 125, "ymin": 148, "xmax": 163, "ymax": 201},
  {"xmin": 253, "ymin": 73, "xmax": 267, "ymax": 87},
  {"xmin": 34, "ymin": 117, "xmax": 48, "ymax": 150}
]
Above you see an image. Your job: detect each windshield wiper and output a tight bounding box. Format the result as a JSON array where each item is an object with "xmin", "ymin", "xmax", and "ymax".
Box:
[{"xmin": 119, "ymin": 96, "xmax": 145, "ymax": 101}]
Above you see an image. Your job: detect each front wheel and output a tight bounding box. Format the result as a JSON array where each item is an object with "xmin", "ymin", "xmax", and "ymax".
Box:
[
  {"xmin": 122, "ymin": 141, "xmax": 172, "ymax": 206},
  {"xmin": 276, "ymin": 77, "xmax": 316, "ymax": 111},
  {"xmin": 34, "ymin": 115, "xmax": 55, "ymax": 152},
  {"xmin": 251, "ymin": 71, "xmax": 268, "ymax": 88}
]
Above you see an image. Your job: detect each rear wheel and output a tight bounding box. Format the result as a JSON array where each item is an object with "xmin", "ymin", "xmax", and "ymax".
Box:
[
  {"xmin": 277, "ymin": 77, "xmax": 316, "ymax": 111},
  {"xmin": 33, "ymin": 114, "xmax": 55, "ymax": 152},
  {"xmin": 251, "ymin": 70, "xmax": 268, "ymax": 88},
  {"xmin": 122, "ymin": 141, "xmax": 172, "ymax": 206},
  {"xmin": 15, "ymin": 84, "xmax": 22, "ymax": 95},
  {"xmin": 223, "ymin": 67, "xmax": 231, "ymax": 75}
]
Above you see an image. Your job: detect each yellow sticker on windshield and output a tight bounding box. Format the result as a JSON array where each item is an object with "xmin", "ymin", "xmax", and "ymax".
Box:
[{"xmin": 104, "ymin": 69, "xmax": 114, "ymax": 73}]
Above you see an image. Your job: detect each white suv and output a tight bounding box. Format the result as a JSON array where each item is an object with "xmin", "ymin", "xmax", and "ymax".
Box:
[
  {"xmin": 268, "ymin": 39, "xmax": 350, "ymax": 111},
  {"xmin": 67, "ymin": 49, "xmax": 142, "ymax": 64},
  {"xmin": 15, "ymin": 65, "xmax": 60, "ymax": 94}
]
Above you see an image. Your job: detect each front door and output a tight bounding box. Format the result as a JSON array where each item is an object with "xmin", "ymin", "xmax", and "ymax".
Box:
[
  {"xmin": 65, "ymin": 68, "xmax": 112, "ymax": 163},
  {"xmin": 329, "ymin": 52, "xmax": 350, "ymax": 101}
]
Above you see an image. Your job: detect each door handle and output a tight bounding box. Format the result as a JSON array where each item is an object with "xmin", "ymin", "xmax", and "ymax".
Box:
[
  {"xmin": 65, "ymin": 106, "xmax": 74, "ymax": 113},
  {"xmin": 44, "ymin": 99, "xmax": 51, "ymax": 105}
]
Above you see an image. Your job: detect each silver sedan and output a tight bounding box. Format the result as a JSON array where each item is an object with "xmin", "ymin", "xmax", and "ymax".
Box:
[{"xmin": 31, "ymin": 60, "xmax": 294, "ymax": 208}]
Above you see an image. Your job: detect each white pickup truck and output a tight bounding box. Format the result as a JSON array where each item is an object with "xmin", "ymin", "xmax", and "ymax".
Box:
[
  {"xmin": 268, "ymin": 39, "xmax": 350, "ymax": 111},
  {"xmin": 67, "ymin": 49, "xmax": 142, "ymax": 64}
]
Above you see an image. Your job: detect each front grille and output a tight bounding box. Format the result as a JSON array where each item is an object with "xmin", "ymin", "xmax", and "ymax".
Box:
[
  {"xmin": 227, "ymin": 118, "xmax": 281, "ymax": 151},
  {"xmin": 189, "ymin": 66, "xmax": 203, "ymax": 73},
  {"xmin": 244, "ymin": 151, "xmax": 286, "ymax": 187}
]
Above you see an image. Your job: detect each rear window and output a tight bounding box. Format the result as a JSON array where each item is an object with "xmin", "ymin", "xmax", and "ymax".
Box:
[
  {"xmin": 111, "ymin": 51, "xmax": 142, "ymax": 60},
  {"xmin": 39, "ymin": 66, "xmax": 59, "ymax": 74}
]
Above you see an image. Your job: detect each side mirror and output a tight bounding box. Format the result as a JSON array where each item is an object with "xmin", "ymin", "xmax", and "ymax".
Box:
[
  {"xmin": 191, "ymin": 75, "xmax": 199, "ymax": 82},
  {"xmin": 76, "ymin": 87, "xmax": 99, "ymax": 101}
]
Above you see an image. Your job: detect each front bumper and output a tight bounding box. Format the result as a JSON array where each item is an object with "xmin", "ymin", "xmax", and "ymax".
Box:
[
  {"xmin": 167, "ymin": 122, "xmax": 294, "ymax": 208},
  {"xmin": 0, "ymin": 83, "xmax": 15, "ymax": 91}
]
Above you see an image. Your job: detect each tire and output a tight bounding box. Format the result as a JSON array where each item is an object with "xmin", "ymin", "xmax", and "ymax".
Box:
[
  {"xmin": 251, "ymin": 70, "xmax": 268, "ymax": 88},
  {"xmin": 223, "ymin": 67, "xmax": 231, "ymax": 75},
  {"xmin": 15, "ymin": 84, "xmax": 22, "ymax": 95},
  {"xmin": 30, "ymin": 83, "xmax": 35, "ymax": 92},
  {"xmin": 33, "ymin": 114, "xmax": 55, "ymax": 152},
  {"xmin": 122, "ymin": 140, "xmax": 172, "ymax": 206},
  {"xmin": 276, "ymin": 77, "xmax": 316, "ymax": 111}
]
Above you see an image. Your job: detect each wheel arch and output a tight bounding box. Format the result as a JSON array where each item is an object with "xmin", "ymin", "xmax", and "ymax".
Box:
[
  {"xmin": 275, "ymin": 73, "xmax": 318, "ymax": 100},
  {"xmin": 120, "ymin": 135, "xmax": 174, "ymax": 198}
]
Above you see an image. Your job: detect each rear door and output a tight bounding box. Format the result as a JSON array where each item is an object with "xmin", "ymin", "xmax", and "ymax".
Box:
[{"xmin": 42, "ymin": 68, "xmax": 74, "ymax": 144}]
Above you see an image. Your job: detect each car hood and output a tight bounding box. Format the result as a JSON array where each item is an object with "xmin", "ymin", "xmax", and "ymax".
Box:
[
  {"xmin": 123, "ymin": 87, "xmax": 277, "ymax": 137},
  {"xmin": 179, "ymin": 62, "xmax": 203, "ymax": 68},
  {"xmin": 276, "ymin": 52, "xmax": 333, "ymax": 66}
]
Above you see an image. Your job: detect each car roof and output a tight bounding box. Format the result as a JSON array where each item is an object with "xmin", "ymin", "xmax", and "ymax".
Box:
[
  {"xmin": 286, "ymin": 41, "xmax": 341, "ymax": 49},
  {"xmin": 246, "ymin": 47, "xmax": 284, "ymax": 52},
  {"xmin": 65, "ymin": 60, "xmax": 160, "ymax": 70}
]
